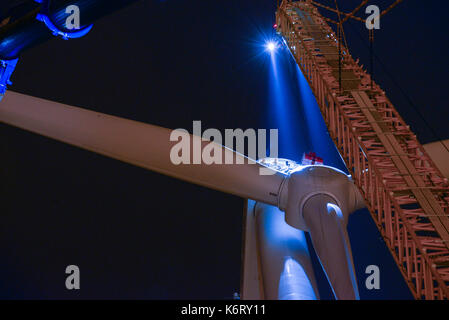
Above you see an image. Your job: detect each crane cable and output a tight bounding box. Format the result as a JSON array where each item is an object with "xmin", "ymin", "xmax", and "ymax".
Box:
[
  {"xmin": 345, "ymin": 18, "xmax": 449, "ymax": 156},
  {"xmin": 314, "ymin": 0, "xmax": 449, "ymax": 155},
  {"xmin": 334, "ymin": 0, "xmax": 343, "ymax": 92}
]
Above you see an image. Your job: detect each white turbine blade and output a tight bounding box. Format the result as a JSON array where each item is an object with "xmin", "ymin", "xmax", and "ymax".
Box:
[
  {"xmin": 0, "ymin": 91, "xmax": 284, "ymax": 205},
  {"xmin": 302, "ymin": 194, "xmax": 360, "ymax": 300},
  {"xmin": 253, "ymin": 201, "xmax": 319, "ymax": 300}
]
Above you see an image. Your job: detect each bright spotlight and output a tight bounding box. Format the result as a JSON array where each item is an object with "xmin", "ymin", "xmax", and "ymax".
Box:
[{"xmin": 266, "ymin": 41, "xmax": 276, "ymax": 52}]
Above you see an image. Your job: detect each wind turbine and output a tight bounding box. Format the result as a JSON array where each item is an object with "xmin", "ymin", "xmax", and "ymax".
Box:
[
  {"xmin": 0, "ymin": 0, "xmax": 367, "ymax": 300},
  {"xmin": 0, "ymin": 90, "xmax": 365, "ymax": 299}
]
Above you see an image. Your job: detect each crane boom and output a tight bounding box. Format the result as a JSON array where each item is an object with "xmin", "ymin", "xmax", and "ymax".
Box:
[{"xmin": 276, "ymin": 0, "xmax": 449, "ymax": 299}]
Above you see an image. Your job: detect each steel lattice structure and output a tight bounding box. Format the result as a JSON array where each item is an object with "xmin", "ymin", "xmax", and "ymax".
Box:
[{"xmin": 276, "ymin": 0, "xmax": 449, "ymax": 299}]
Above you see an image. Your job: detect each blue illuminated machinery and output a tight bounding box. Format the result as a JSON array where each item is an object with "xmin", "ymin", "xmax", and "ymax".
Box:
[
  {"xmin": 0, "ymin": 58, "xmax": 18, "ymax": 99},
  {"xmin": 0, "ymin": 0, "xmax": 139, "ymax": 99},
  {"xmin": 34, "ymin": 0, "xmax": 93, "ymax": 40},
  {"xmin": 0, "ymin": 0, "xmax": 93, "ymax": 99}
]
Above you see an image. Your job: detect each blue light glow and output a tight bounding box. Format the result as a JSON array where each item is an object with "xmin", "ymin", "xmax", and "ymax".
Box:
[
  {"xmin": 266, "ymin": 41, "xmax": 276, "ymax": 52},
  {"xmin": 266, "ymin": 40, "xmax": 306, "ymax": 161},
  {"xmin": 293, "ymin": 60, "xmax": 347, "ymax": 171},
  {"xmin": 271, "ymin": 32, "xmax": 346, "ymax": 170},
  {"xmin": 36, "ymin": 14, "xmax": 93, "ymax": 40},
  {"xmin": 0, "ymin": 58, "xmax": 19, "ymax": 99}
]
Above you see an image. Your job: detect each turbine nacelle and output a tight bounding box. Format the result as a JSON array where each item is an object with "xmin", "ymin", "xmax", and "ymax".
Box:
[{"xmin": 278, "ymin": 165, "xmax": 365, "ymax": 230}]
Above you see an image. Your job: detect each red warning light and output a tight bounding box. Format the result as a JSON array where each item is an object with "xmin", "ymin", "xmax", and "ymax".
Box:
[{"xmin": 273, "ymin": 24, "xmax": 278, "ymax": 29}]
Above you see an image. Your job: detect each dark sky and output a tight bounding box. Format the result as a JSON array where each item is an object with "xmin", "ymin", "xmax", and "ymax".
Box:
[{"xmin": 0, "ymin": 0, "xmax": 447, "ymax": 299}]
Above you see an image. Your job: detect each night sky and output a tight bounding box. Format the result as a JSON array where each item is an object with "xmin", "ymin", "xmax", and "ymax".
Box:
[{"xmin": 0, "ymin": 0, "xmax": 448, "ymax": 299}]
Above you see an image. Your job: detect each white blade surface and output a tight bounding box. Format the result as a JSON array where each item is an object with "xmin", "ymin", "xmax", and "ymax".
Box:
[{"xmin": 0, "ymin": 91, "xmax": 285, "ymax": 205}]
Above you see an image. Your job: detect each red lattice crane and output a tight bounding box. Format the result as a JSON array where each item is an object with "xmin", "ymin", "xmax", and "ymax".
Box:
[{"xmin": 275, "ymin": 0, "xmax": 449, "ymax": 299}]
